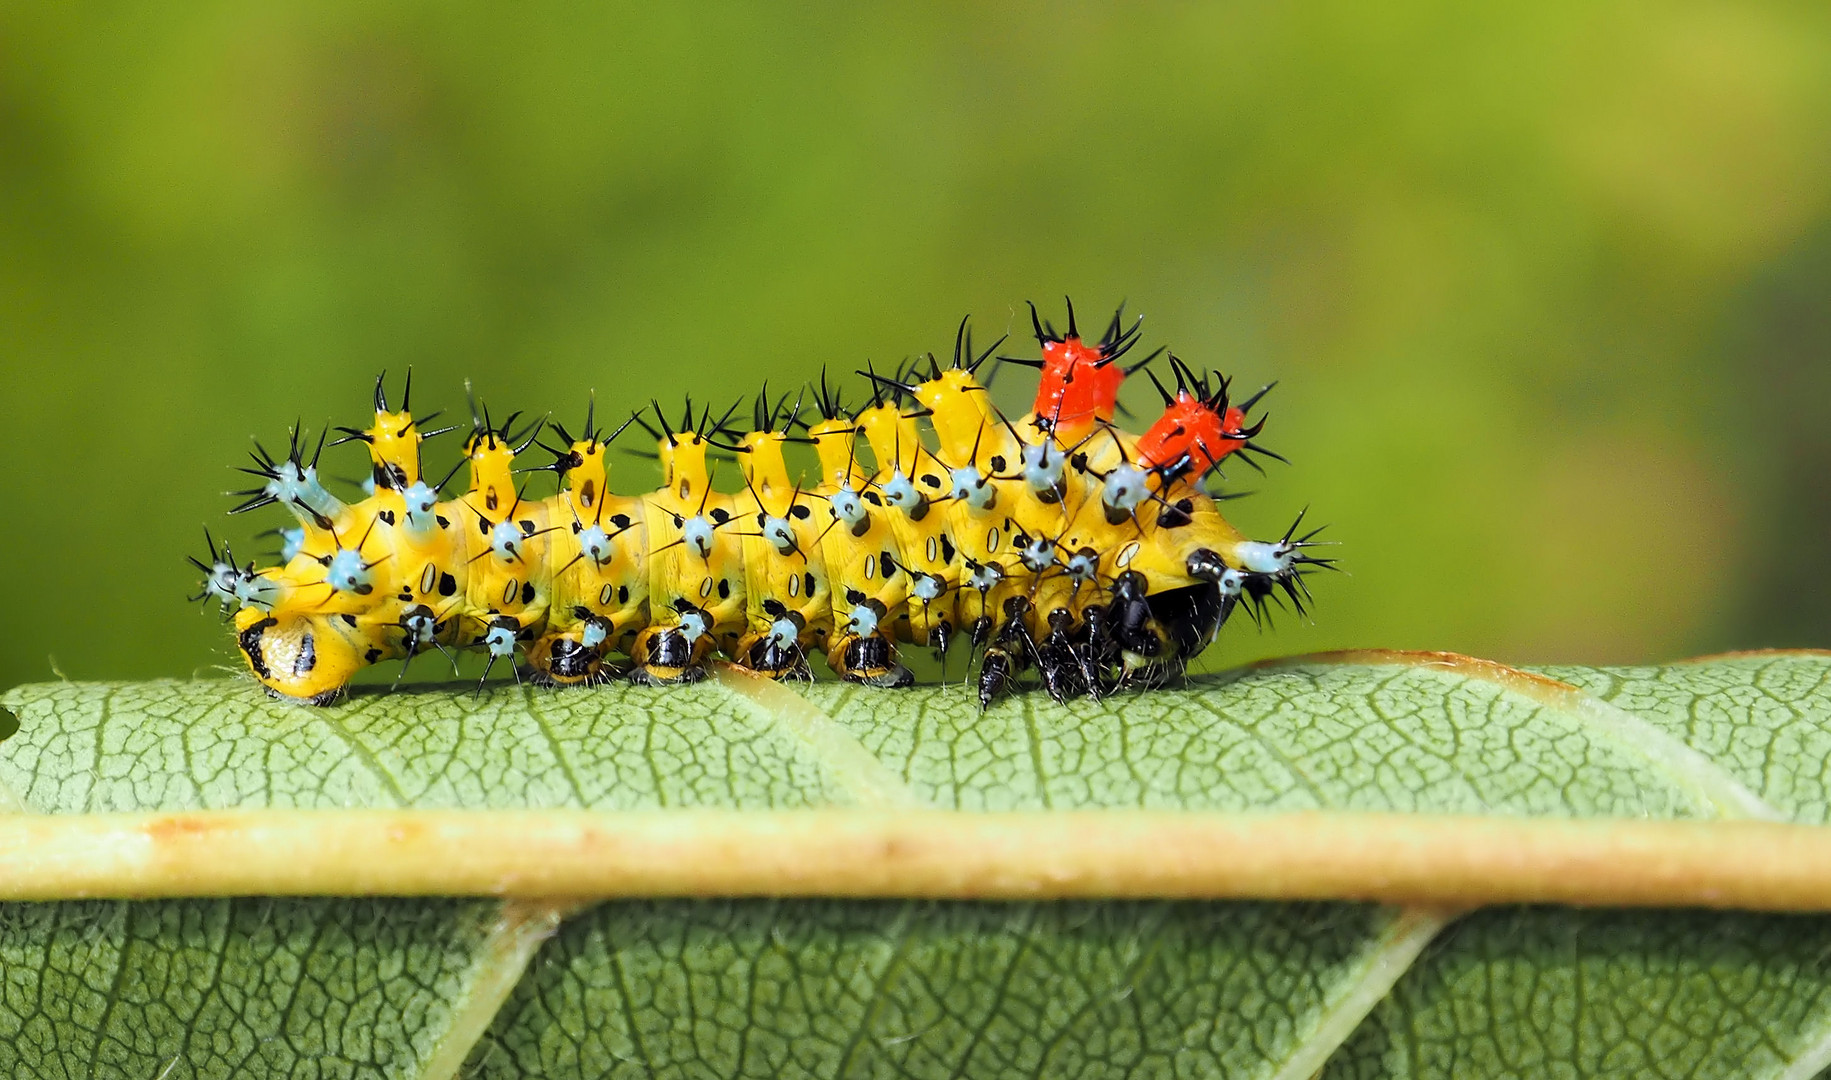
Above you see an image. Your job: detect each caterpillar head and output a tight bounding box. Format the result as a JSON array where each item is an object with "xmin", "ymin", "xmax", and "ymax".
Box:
[{"xmin": 232, "ymin": 609, "xmax": 365, "ymax": 704}]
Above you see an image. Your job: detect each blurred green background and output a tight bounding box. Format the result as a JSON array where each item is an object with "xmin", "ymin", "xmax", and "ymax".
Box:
[{"xmin": 3, "ymin": 2, "xmax": 1828, "ymax": 693}]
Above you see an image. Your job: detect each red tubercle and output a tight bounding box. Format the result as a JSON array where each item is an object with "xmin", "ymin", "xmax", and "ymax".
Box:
[
  {"xmin": 1030, "ymin": 337, "xmax": 1128, "ymax": 432},
  {"xmin": 1134, "ymin": 392, "xmax": 1253, "ymax": 476},
  {"xmin": 1022, "ymin": 300, "xmax": 1143, "ymax": 433}
]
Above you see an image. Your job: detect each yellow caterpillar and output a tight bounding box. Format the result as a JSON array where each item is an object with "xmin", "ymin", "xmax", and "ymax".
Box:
[{"xmin": 194, "ymin": 303, "xmax": 1332, "ymax": 707}]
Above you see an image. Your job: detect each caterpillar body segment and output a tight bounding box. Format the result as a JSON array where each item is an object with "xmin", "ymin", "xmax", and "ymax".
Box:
[
  {"xmin": 530, "ymin": 424, "xmax": 649, "ymax": 687},
  {"xmin": 199, "ymin": 304, "xmax": 1334, "ymax": 707},
  {"xmin": 732, "ymin": 428, "xmax": 827, "ymax": 681}
]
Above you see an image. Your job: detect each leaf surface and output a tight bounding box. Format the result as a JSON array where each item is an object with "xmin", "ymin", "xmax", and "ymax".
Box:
[{"xmin": 0, "ymin": 650, "xmax": 1827, "ymax": 1079}]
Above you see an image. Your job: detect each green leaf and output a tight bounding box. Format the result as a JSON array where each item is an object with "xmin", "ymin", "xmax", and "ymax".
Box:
[{"xmin": 0, "ymin": 650, "xmax": 1828, "ymax": 1079}]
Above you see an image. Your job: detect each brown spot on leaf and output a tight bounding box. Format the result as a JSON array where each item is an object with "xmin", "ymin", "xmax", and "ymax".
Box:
[{"xmin": 144, "ymin": 815, "xmax": 218, "ymax": 843}]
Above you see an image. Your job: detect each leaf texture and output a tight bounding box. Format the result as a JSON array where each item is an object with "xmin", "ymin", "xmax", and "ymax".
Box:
[{"xmin": 0, "ymin": 649, "xmax": 1827, "ymax": 1079}]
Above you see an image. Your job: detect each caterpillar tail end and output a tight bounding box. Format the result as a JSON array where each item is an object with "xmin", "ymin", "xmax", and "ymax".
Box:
[{"xmin": 233, "ymin": 610, "xmax": 362, "ymax": 706}]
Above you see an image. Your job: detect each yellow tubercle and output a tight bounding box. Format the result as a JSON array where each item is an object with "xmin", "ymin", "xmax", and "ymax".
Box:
[
  {"xmin": 739, "ymin": 432, "xmax": 797, "ymax": 516},
  {"xmin": 364, "ymin": 409, "xmax": 422, "ymax": 488},
  {"xmin": 658, "ymin": 433, "xmax": 713, "ymax": 506},
  {"xmin": 807, "ymin": 418, "xmax": 864, "ymax": 492},
  {"xmin": 562, "ymin": 440, "xmax": 609, "ymax": 523},
  {"xmin": 915, "ymin": 369, "xmax": 1005, "ymax": 470},
  {"xmin": 465, "ymin": 435, "xmax": 519, "ymax": 517},
  {"xmin": 855, "ymin": 402, "xmax": 922, "ymax": 480}
]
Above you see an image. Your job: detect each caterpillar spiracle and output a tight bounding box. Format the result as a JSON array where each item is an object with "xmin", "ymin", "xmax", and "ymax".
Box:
[{"xmin": 192, "ymin": 301, "xmax": 1335, "ymax": 707}]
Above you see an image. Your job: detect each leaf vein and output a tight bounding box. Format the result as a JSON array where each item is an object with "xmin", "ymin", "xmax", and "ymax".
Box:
[
  {"xmin": 948, "ymin": 904, "xmax": 1043, "ymax": 1076},
  {"xmin": 712, "ymin": 668, "xmax": 923, "ymax": 809},
  {"xmin": 316, "ymin": 695, "xmax": 410, "ymax": 807},
  {"xmin": 78, "ymin": 900, "xmax": 133, "ymax": 1080},
  {"xmin": 834, "ymin": 902, "xmax": 918, "ymax": 1077},
  {"xmin": 418, "ymin": 899, "xmax": 578, "ymax": 1080},
  {"xmin": 1559, "ymin": 691, "xmax": 1779, "ymax": 821},
  {"xmin": 1263, "ymin": 905, "xmax": 1456, "ymax": 1080},
  {"xmin": 82, "ymin": 685, "xmax": 115, "ymax": 813},
  {"xmin": 610, "ymin": 915, "xmax": 661, "ymax": 1072},
  {"xmin": 1192, "ymin": 697, "xmax": 1332, "ymax": 808},
  {"xmin": 517, "ymin": 686, "xmax": 589, "ymax": 807},
  {"xmin": 1020, "ymin": 695, "xmax": 1053, "ymax": 810},
  {"xmin": 1776, "ymin": 1007, "xmax": 1831, "ymax": 1080}
]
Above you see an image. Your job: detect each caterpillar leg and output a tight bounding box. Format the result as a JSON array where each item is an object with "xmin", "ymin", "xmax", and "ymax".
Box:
[
  {"xmin": 828, "ymin": 630, "xmax": 913, "ymax": 688},
  {"xmin": 977, "ymin": 645, "xmax": 1018, "ymax": 709},
  {"xmin": 734, "ymin": 609, "xmax": 814, "ymax": 682},
  {"xmin": 1079, "ymin": 605, "xmax": 1116, "ymax": 693},
  {"xmin": 1105, "ymin": 571, "xmax": 1178, "ymax": 689},
  {"xmin": 628, "ymin": 607, "xmax": 715, "ymax": 685},
  {"xmin": 826, "ymin": 597, "xmax": 912, "ymax": 688},
  {"xmin": 1033, "ymin": 606, "xmax": 1090, "ymax": 703},
  {"xmin": 524, "ymin": 630, "xmax": 622, "ymax": 688},
  {"xmin": 929, "ymin": 617, "xmax": 953, "ymax": 661},
  {"xmin": 976, "ymin": 598, "xmax": 1041, "ymax": 709}
]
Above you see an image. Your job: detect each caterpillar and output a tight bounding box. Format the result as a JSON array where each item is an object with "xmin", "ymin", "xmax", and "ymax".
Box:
[{"xmin": 192, "ymin": 301, "xmax": 1334, "ymax": 707}]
